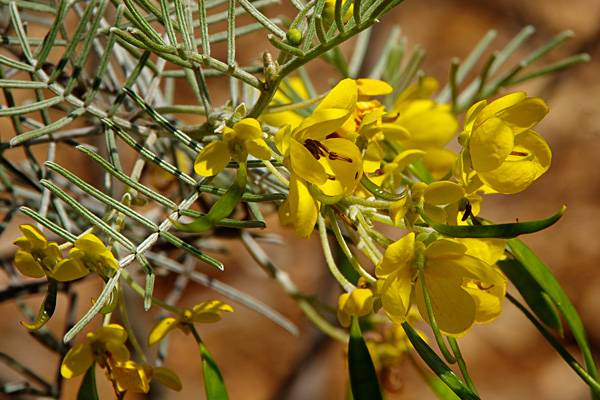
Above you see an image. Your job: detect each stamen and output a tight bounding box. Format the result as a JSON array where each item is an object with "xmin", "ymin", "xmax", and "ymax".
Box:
[
  {"xmin": 304, "ymin": 139, "xmax": 353, "ymax": 163},
  {"xmin": 510, "ymin": 150, "xmax": 529, "ymax": 157}
]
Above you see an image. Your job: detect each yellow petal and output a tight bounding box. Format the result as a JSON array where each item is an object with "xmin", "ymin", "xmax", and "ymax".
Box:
[
  {"xmin": 469, "ymin": 117, "xmax": 514, "ymax": 172},
  {"xmin": 294, "ymin": 108, "xmax": 352, "ymax": 141},
  {"xmin": 192, "ymin": 300, "xmax": 233, "ymax": 323},
  {"xmin": 341, "ymin": 288, "xmax": 373, "ymax": 316},
  {"xmin": 97, "ymin": 324, "xmax": 128, "ymax": 344},
  {"xmin": 397, "ymin": 101, "xmax": 459, "ymax": 150},
  {"xmin": 113, "ymin": 361, "xmax": 149, "ymax": 393},
  {"xmin": 463, "ymin": 100, "xmax": 487, "ymax": 132},
  {"xmin": 14, "ymin": 250, "xmax": 46, "ymax": 278},
  {"xmin": 496, "ymin": 97, "xmax": 548, "ymax": 135},
  {"xmin": 274, "ymin": 125, "xmax": 291, "ymax": 156},
  {"xmin": 74, "ymin": 234, "xmax": 106, "ymax": 255},
  {"xmin": 61, "ymin": 344, "xmax": 94, "ymax": 379},
  {"xmin": 314, "ymin": 78, "xmax": 357, "ymax": 114},
  {"xmin": 389, "ymin": 149, "xmax": 426, "ymax": 173},
  {"xmin": 363, "ymin": 141, "xmax": 384, "ymax": 174},
  {"xmin": 317, "ymin": 138, "xmax": 363, "ymax": 196},
  {"xmin": 290, "ymin": 138, "xmax": 328, "ymax": 185},
  {"xmin": 477, "ymin": 130, "xmax": 551, "ymax": 194},
  {"xmin": 382, "ymin": 123, "xmax": 411, "ymax": 141},
  {"xmin": 148, "ymin": 317, "xmax": 179, "ymax": 346},
  {"xmin": 376, "ymin": 232, "xmax": 414, "ymax": 277},
  {"xmin": 151, "ymin": 366, "xmax": 183, "ymax": 391},
  {"xmin": 415, "ymin": 271, "xmax": 476, "ymax": 338},
  {"xmin": 52, "ymin": 258, "xmax": 89, "ymax": 282},
  {"xmin": 475, "ymin": 92, "xmax": 527, "ymax": 126},
  {"xmin": 246, "ymin": 138, "xmax": 272, "ymax": 160},
  {"xmin": 393, "ymin": 78, "xmax": 439, "ymax": 110},
  {"xmin": 19, "ymin": 224, "xmax": 47, "ymax": 249},
  {"xmin": 389, "ymin": 196, "xmax": 409, "ymax": 227},
  {"xmin": 425, "ymin": 238, "xmax": 466, "ymax": 259},
  {"xmin": 194, "ymin": 141, "xmax": 230, "ymax": 176},
  {"xmin": 463, "ymin": 279, "xmax": 506, "ymax": 324},
  {"xmin": 420, "ymin": 148, "xmax": 457, "ymax": 180},
  {"xmin": 423, "ymin": 181, "xmax": 465, "ymax": 206},
  {"xmin": 232, "ymin": 118, "xmax": 263, "ymax": 141},
  {"xmin": 380, "ymin": 267, "xmax": 413, "ymax": 324},
  {"xmin": 288, "ymin": 174, "xmax": 319, "ymax": 238},
  {"xmin": 357, "ymin": 79, "xmax": 393, "ymax": 96}
]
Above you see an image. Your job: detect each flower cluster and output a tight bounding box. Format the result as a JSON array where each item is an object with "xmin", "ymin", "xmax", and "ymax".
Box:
[
  {"xmin": 61, "ymin": 324, "xmax": 181, "ymax": 394},
  {"xmin": 14, "ymin": 225, "xmax": 119, "ymax": 282}
]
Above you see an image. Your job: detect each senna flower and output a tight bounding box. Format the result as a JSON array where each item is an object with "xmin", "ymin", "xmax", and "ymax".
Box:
[
  {"xmin": 275, "ymin": 79, "xmax": 363, "ymax": 238},
  {"xmin": 13, "ymin": 224, "xmax": 66, "ymax": 279},
  {"xmin": 377, "ymin": 233, "xmax": 506, "ymax": 338},
  {"xmin": 194, "ymin": 118, "xmax": 271, "ymax": 177},
  {"xmin": 337, "ymin": 288, "xmax": 374, "ymax": 328},
  {"xmin": 455, "ymin": 92, "xmax": 551, "ymax": 194},
  {"xmin": 111, "ymin": 361, "xmax": 183, "ymax": 393},
  {"xmin": 61, "ymin": 324, "xmax": 130, "ymax": 379},
  {"xmin": 148, "ymin": 300, "xmax": 233, "ymax": 346},
  {"xmin": 53, "ymin": 233, "xmax": 119, "ymax": 281}
]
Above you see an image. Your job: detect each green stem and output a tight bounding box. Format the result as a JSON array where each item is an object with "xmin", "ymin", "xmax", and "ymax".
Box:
[{"xmin": 448, "ymin": 337, "xmax": 478, "ymax": 395}]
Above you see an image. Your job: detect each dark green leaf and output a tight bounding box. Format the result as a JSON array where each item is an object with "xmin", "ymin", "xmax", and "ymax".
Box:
[
  {"xmin": 497, "ymin": 256, "xmax": 562, "ymax": 332},
  {"xmin": 77, "ymin": 364, "xmax": 99, "ymax": 400},
  {"xmin": 420, "ymin": 205, "xmax": 566, "ymax": 238},
  {"xmin": 198, "ymin": 340, "xmax": 229, "ymax": 400},
  {"xmin": 348, "ymin": 317, "xmax": 382, "ymax": 400},
  {"xmin": 401, "ymin": 322, "xmax": 479, "ymax": 400},
  {"xmin": 507, "ymin": 238, "xmax": 600, "ymax": 385}
]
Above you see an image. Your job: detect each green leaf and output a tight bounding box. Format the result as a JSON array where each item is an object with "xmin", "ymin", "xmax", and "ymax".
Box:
[
  {"xmin": 77, "ymin": 363, "xmax": 99, "ymax": 400},
  {"xmin": 401, "ymin": 322, "xmax": 479, "ymax": 400},
  {"xmin": 348, "ymin": 317, "xmax": 382, "ymax": 400},
  {"xmin": 420, "ymin": 205, "xmax": 566, "ymax": 238},
  {"xmin": 507, "ymin": 238, "xmax": 600, "ymax": 386},
  {"xmin": 497, "ymin": 256, "xmax": 562, "ymax": 332},
  {"xmin": 198, "ymin": 339, "xmax": 229, "ymax": 400},
  {"xmin": 426, "ymin": 374, "xmax": 462, "ymax": 400}
]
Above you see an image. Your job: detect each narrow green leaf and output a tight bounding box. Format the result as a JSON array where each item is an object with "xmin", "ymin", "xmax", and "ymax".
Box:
[
  {"xmin": 198, "ymin": 338, "xmax": 229, "ymax": 400},
  {"xmin": 497, "ymin": 256, "xmax": 562, "ymax": 332},
  {"xmin": 2, "ymin": 96, "xmax": 64, "ymax": 119},
  {"xmin": 507, "ymin": 238, "xmax": 600, "ymax": 385},
  {"xmin": 348, "ymin": 317, "xmax": 382, "ymax": 400},
  {"xmin": 159, "ymin": 231, "xmax": 224, "ymax": 270},
  {"xmin": 420, "ymin": 205, "xmax": 566, "ymax": 239},
  {"xmin": 77, "ymin": 364, "xmax": 100, "ymax": 400},
  {"xmin": 402, "ymin": 322, "xmax": 479, "ymax": 400}
]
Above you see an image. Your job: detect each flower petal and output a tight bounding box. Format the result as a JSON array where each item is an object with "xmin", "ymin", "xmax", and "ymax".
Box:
[
  {"xmin": 52, "ymin": 258, "xmax": 89, "ymax": 282},
  {"xmin": 415, "ymin": 271, "xmax": 476, "ymax": 338},
  {"xmin": 194, "ymin": 140, "xmax": 230, "ymax": 176},
  {"xmin": 246, "ymin": 138, "xmax": 272, "ymax": 160},
  {"xmin": 470, "ymin": 117, "xmax": 514, "ymax": 172},
  {"xmin": 151, "ymin": 366, "xmax": 183, "ymax": 391},
  {"xmin": 14, "ymin": 250, "xmax": 46, "ymax": 278},
  {"xmin": 233, "ymin": 118, "xmax": 263, "ymax": 141},
  {"xmin": 376, "ymin": 232, "xmax": 414, "ymax": 277},
  {"xmin": 61, "ymin": 344, "xmax": 94, "ymax": 379},
  {"xmin": 148, "ymin": 317, "xmax": 179, "ymax": 346},
  {"xmin": 289, "ymin": 138, "xmax": 327, "ymax": 185},
  {"xmin": 19, "ymin": 224, "xmax": 47, "ymax": 249},
  {"xmin": 380, "ymin": 267, "xmax": 413, "ymax": 324},
  {"xmin": 423, "ymin": 181, "xmax": 465, "ymax": 206},
  {"xmin": 75, "ymin": 234, "xmax": 107, "ymax": 255},
  {"xmin": 288, "ymin": 174, "xmax": 319, "ymax": 238}
]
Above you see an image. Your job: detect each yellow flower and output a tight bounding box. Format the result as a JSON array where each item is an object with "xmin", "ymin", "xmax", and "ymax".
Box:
[
  {"xmin": 13, "ymin": 224, "xmax": 65, "ymax": 279},
  {"xmin": 53, "ymin": 233, "xmax": 118, "ymax": 281},
  {"xmin": 389, "ymin": 78, "xmax": 459, "ymax": 150},
  {"xmin": 275, "ymin": 79, "xmax": 363, "ymax": 238},
  {"xmin": 148, "ymin": 300, "xmax": 233, "ymax": 346},
  {"xmin": 322, "ymin": 0, "xmax": 354, "ymax": 26},
  {"xmin": 194, "ymin": 118, "xmax": 271, "ymax": 176},
  {"xmin": 61, "ymin": 324, "xmax": 130, "ymax": 379},
  {"xmin": 456, "ymin": 92, "xmax": 551, "ymax": 194},
  {"xmin": 112, "ymin": 361, "xmax": 150, "ymax": 393},
  {"xmin": 377, "ymin": 233, "xmax": 506, "ymax": 338},
  {"xmin": 337, "ymin": 288, "xmax": 373, "ymax": 327}
]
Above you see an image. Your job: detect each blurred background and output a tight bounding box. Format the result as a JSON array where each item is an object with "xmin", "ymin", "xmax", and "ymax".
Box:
[{"xmin": 1, "ymin": 0, "xmax": 600, "ymax": 399}]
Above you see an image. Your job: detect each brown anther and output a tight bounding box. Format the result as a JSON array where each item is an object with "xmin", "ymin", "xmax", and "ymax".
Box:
[
  {"xmin": 510, "ymin": 151, "xmax": 529, "ymax": 157},
  {"xmin": 474, "ymin": 281, "xmax": 493, "ymax": 291}
]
